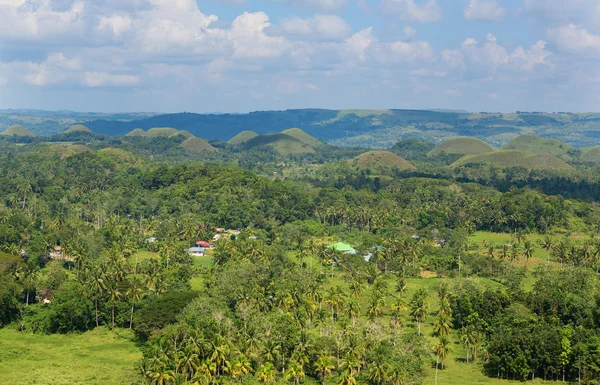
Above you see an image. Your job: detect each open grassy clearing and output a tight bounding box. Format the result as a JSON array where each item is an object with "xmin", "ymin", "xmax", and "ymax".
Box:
[{"xmin": 0, "ymin": 328, "xmax": 141, "ymax": 385}]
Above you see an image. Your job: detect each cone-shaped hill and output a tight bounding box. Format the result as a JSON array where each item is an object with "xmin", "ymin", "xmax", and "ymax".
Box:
[
  {"xmin": 501, "ymin": 134, "xmax": 572, "ymax": 157},
  {"xmin": 429, "ymin": 137, "xmax": 496, "ymax": 157},
  {"xmin": 350, "ymin": 151, "xmax": 416, "ymax": 173},
  {"xmin": 125, "ymin": 129, "xmax": 146, "ymax": 137},
  {"xmin": 452, "ymin": 150, "xmax": 574, "ymax": 171},
  {"xmin": 169, "ymin": 130, "xmax": 194, "ymax": 139},
  {"xmin": 228, "ymin": 131, "xmax": 259, "ymax": 145},
  {"xmin": 281, "ymin": 128, "xmax": 322, "ymax": 147},
  {"xmin": 1, "ymin": 125, "xmax": 35, "ymax": 137},
  {"xmin": 65, "ymin": 124, "xmax": 94, "ymax": 134},
  {"xmin": 181, "ymin": 137, "xmax": 215, "ymax": 152},
  {"xmin": 144, "ymin": 127, "xmax": 179, "ymax": 137},
  {"xmin": 243, "ymin": 133, "xmax": 316, "ymax": 155},
  {"xmin": 581, "ymin": 146, "xmax": 600, "ymax": 163}
]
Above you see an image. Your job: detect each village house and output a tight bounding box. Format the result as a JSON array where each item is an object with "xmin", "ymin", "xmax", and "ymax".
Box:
[{"xmin": 186, "ymin": 247, "xmax": 205, "ymax": 257}]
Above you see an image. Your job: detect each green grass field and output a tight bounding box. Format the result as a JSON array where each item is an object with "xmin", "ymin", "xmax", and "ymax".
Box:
[
  {"xmin": 0, "ymin": 328, "xmax": 141, "ymax": 385},
  {"xmin": 452, "ymin": 150, "xmax": 574, "ymax": 171},
  {"xmin": 500, "ymin": 134, "xmax": 571, "ymax": 158},
  {"xmin": 429, "ymin": 137, "xmax": 496, "ymax": 156}
]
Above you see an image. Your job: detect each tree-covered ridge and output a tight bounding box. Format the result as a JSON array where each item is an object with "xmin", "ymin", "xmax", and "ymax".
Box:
[{"xmin": 5, "ymin": 109, "xmax": 600, "ymax": 148}]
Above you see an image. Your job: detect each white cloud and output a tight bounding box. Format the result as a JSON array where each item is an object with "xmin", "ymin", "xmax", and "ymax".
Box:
[
  {"xmin": 345, "ymin": 27, "xmax": 375, "ymax": 61},
  {"xmin": 24, "ymin": 53, "xmax": 81, "ymax": 86},
  {"xmin": 98, "ymin": 15, "xmax": 133, "ymax": 38},
  {"xmin": 382, "ymin": 0, "xmax": 442, "ymax": 23},
  {"xmin": 444, "ymin": 33, "xmax": 551, "ymax": 73},
  {"xmin": 403, "ymin": 26, "xmax": 417, "ymax": 39},
  {"xmin": 279, "ymin": 0, "xmax": 347, "ymax": 13},
  {"xmin": 279, "ymin": 15, "xmax": 351, "ymax": 40},
  {"xmin": 385, "ymin": 40, "xmax": 435, "ymax": 63},
  {"xmin": 228, "ymin": 12, "xmax": 290, "ymax": 59},
  {"xmin": 84, "ymin": 72, "xmax": 140, "ymax": 87},
  {"xmin": 464, "ymin": 0, "xmax": 505, "ymax": 21},
  {"xmin": 0, "ymin": 0, "xmax": 85, "ymax": 41},
  {"xmin": 548, "ymin": 24, "xmax": 600, "ymax": 56},
  {"xmin": 0, "ymin": 0, "xmax": 26, "ymax": 5},
  {"xmin": 523, "ymin": 0, "xmax": 593, "ymax": 22}
]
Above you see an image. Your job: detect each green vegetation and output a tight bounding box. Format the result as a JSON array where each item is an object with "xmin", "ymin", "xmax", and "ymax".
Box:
[
  {"xmin": 64, "ymin": 124, "xmax": 94, "ymax": 134},
  {"xmin": 2, "ymin": 129, "xmax": 600, "ymax": 385},
  {"xmin": 125, "ymin": 128, "xmax": 146, "ymax": 137},
  {"xmin": 1, "ymin": 125, "xmax": 35, "ymax": 137},
  {"xmin": 144, "ymin": 127, "xmax": 179, "ymax": 137},
  {"xmin": 170, "ymin": 130, "xmax": 194, "ymax": 139},
  {"xmin": 0, "ymin": 328, "xmax": 140, "ymax": 385},
  {"xmin": 282, "ymin": 128, "xmax": 323, "ymax": 147},
  {"xmin": 228, "ymin": 130, "xmax": 259, "ymax": 145},
  {"xmin": 452, "ymin": 150, "xmax": 575, "ymax": 171},
  {"xmin": 244, "ymin": 133, "xmax": 316, "ymax": 155},
  {"xmin": 501, "ymin": 134, "xmax": 572, "ymax": 158},
  {"xmin": 429, "ymin": 137, "xmax": 496, "ymax": 157},
  {"xmin": 349, "ymin": 150, "xmax": 416, "ymax": 173},
  {"xmin": 181, "ymin": 136, "xmax": 215, "ymax": 152},
  {"xmin": 580, "ymin": 146, "xmax": 600, "ymax": 163}
]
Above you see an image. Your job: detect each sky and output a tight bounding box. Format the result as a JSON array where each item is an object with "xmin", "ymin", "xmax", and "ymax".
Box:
[{"xmin": 0, "ymin": 0, "xmax": 599, "ymax": 113}]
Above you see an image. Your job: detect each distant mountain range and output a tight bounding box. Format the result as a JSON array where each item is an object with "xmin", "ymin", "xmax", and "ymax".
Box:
[{"xmin": 3, "ymin": 109, "xmax": 600, "ymax": 148}]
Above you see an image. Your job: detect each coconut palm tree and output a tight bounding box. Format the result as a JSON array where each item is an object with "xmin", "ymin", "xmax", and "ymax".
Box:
[
  {"xmin": 106, "ymin": 280, "xmax": 123, "ymax": 331},
  {"xmin": 523, "ymin": 240, "xmax": 534, "ymax": 271},
  {"xmin": 285, "ymin": 360, "xmax": 305, "ymax": 385},
  {"xmin": 256, "ymin": 362, "xmax": 276, "ymax": 384},
  {"xmin": 314, "ymin": 352, "xmax": 334, "ymax": 385},
  {"xmin": 409, "ymin": 289, "xmax": 428, "ymax": 336},
  {"xmin": 126, "ymin": 276, "xmax": 146, "ymax": 329},
  {"xmin": 86, "ymin": 267, "xmax": 106, "ymax": 327},
  {"xmin": 368, "ymin": 359, "xmax": 389, "ymax": 385}
]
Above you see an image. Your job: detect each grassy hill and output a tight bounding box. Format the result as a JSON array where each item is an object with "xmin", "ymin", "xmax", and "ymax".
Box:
[
  {"xmin": 452, "ymin": 150, "xmax": 575, "ymax": 171},
  {"xmin": 581, "ymin": 146, "xmax": 600, "ymax": 163},
  {"xmin": 429, "ymin": 137, "xmax": 496, "ymax": 157},
  {"xmin": 281, "ymin": 128, "xmax": 322, "ymax": 147},
  {"xmin": 64, "ymin": 124, "xmax": 93, "ymax": 134},
  {"xmin": 170, "ymin": 130, "xmax": 194, "ymax": 139},
  {"xmin": 181, "ymin": 137, "xmax": 215, "ymax": 152},
  {"xmin": 143, "ymin": 127, "xmax": 179, "ymax": 137},
  {"xmin": 350, "ymin": 150, "xmax": 416, "ymax": 172},
  {"xmin": 501, "ymin": 134, "xmax": 572, "ymax": 157},
  {"xmin": 228, "ymin": 131, "xmax": 259, "ymax": 145},
  {"xmin": 125, "ymin": 128, "xmax": 145, "ymax": 137},
  {"xmin": 1, "ymin": 125, "xmax": 35, "ymax": 137},
  {"xmin": 98, "ymin": 148, "xmax": 142, "ymax": 165},
  {"xmin": 243, "ymin": 133, "xmax": 316, "ymax": 155}
]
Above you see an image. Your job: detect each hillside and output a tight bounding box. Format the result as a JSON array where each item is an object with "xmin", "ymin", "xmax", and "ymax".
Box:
[
  {"xmin": 1, "ymin": 125, "xmax": 35, "ymax": 137},
  {"xmin": 350, "ymin": 151, "xmax": 416, "ymax": 172},
  {"xmin": 65, "ymin": 124, "xmax": 93, "ymax": 134},
  {"xmin": 170, "ymin": 130, "xmax": 194, "ymax": 139},
  {"xmin": 181, "ymin": 137, "xmax": 215, "ymax": 152},
  {"xmin": 243, "ymin": 133, "xmax": 316, "ymax": 155},
  {"xmin": 228, "ymin": 131, "xmax": 259, "ymax": 145},
  {"xmin": 452, "ymin": 150, "xmax": 575, "ymax": 171},
  {"xmin": 281, "ymin": 128, "xmax": 322, "ymax": 147},
  {"xmin": 429, "ymin": 137, "xmax": 496, "ymax": 157},
  {"xmin": 144, "ymin": 127, "xmax": 179, "ymax": 137},
  {"xmin": 501, "ymin": 134, "xmax": 572, "ymax": 157},
  {"xmin": 125, "ymin": 129, "xmax": 146, "ymax": 137},
  {"xmin": 580, "ymin": 146, "xmax": 600, "ymax": 163}
]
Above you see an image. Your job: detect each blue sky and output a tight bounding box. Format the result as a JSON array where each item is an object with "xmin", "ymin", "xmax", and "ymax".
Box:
[{"xmin": 0, "ymin": 0, "xmax": 599, "ymax": 113}]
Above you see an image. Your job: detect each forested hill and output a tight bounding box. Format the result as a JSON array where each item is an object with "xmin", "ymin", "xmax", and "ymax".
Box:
[
  {"xmin": 82, "ymin": 109, "xmax": 600, "ymax": 147},
  {"xmin": 4, "ymin": 109, "xmax": 600, "ymax": 148}
]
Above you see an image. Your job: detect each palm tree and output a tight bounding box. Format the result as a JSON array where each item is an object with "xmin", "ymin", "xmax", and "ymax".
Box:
[
  {"xmin": 433, "ymin": 336, "xmax": 451, "ymax": 385},
  {"xmin": 106, "ymin": 281, "xmax": 123, "ymax": 331},
  {"xmin": 540, "ymin": 236, "xmax": 553, "ymax": 264},
  {"xmin": 231, "ymin": 354, "xmax": 253, "ymax": 382},
  {"xmin": 126, "ymin": 276, "xmax": 146, "ymax": 329},
  {"xmin": 150, "ymin": 366, "xmax": 175, "ymax": 385},
  {"xmin": 314, "ymin": 352, "xmax": 334, "ymax": 385},
  {"xmin": 368, "ymin": 359, "xmax": 389, "ymax": 385},
  {"xmin": 433, "ymin": 298, "xmax": 452, "ymax": 337},
  {"xmin": 86, "ymin": 267, "xmax": 106, "ymax": 327},
  {"xmin": 459, "ymin": 325, "xmax": 481, "ymax": 363},
  {"xmin": 256, "ymin": 362, "xmax": 276, "ymax": 384},
  {"xmin": 409, "ymin": 289, "xmax": 428, "ymax": 336},
  {"xmin": 285, "ymin": 361, "xmax": 305, "ymax": 385},
  {"xmin": 344, "ymin": 297, "xmax": 360, "ymax": 326},
  {"xmin": 523, "ymin": 240, "xmax": 534, "ymax": 271}
]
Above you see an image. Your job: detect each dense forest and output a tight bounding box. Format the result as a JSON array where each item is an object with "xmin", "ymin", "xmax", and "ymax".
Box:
[{"xmin": 2, "ymin": 131, "xmax": 600, "ymax": 384}]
